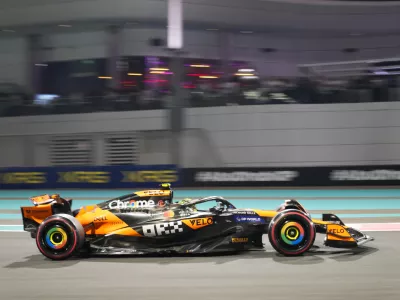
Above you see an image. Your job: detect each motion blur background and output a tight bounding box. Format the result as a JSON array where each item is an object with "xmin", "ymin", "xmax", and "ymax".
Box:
[
  {"xmin": 2, "ymin": 2, "xmax": 400, "ymax": 300},
  {"xmin": 1, "ymin": 0, "xmax": 400, "ymax": 172}
]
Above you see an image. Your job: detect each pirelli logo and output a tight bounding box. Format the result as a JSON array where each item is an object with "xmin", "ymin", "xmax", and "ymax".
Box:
[{"xmin": 232, "ymin": 238, "xmax": 248, "ymax": 243}]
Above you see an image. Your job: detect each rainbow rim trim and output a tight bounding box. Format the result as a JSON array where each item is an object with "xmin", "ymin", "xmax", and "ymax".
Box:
[
  {"xmin": 280, "ymin": 222, "xmax": 305, "ymax": 245},
  {"xmin": 45, "ymin": 226, "xmax": 68, "ymax": 250}
]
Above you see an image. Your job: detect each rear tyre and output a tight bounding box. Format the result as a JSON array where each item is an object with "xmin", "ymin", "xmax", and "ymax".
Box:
[
  {"xmin": 35, "ymin": 214, "xmax": 85, "ymax": 260},
  {"xmin": 268, "ymin": 209, "xmax": 316, "ymax": 256}
]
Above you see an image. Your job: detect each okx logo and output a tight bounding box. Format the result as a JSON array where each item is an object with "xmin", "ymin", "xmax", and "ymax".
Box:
[{"xmin": 142, "ymin": 221, "xmax": 184, "ymax": 237}]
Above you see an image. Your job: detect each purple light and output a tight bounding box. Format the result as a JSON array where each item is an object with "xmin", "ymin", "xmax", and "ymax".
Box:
[{"xmin": 374, "ymin": 71, "xmax": 389, "ymax": 75}]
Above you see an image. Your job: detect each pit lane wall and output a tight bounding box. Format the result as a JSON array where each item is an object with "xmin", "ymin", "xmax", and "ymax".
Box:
[
  {"xmin": 2, "ymin": 164, "xmax": 400, "ymax": 189},
  {"xmin": 1, "ymin": 102, "xmax": 400, "ymax": 168}
]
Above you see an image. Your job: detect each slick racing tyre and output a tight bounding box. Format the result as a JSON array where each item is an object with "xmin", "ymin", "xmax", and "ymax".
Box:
[
  {"xmin": 268, "ymin": 209, "xmax": 316, "ymax": 256},
  {"xmin": 36, "ymin": 214, "xmax": 85, "ymax": 260}
]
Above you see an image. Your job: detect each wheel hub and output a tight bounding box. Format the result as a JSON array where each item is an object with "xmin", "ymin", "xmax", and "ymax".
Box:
[{"xmin": 280, "ymin": 221, "xmax": 305, "ymax": 245}]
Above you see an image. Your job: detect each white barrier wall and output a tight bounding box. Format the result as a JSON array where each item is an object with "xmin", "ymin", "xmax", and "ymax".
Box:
[
  {"xmin": 187, "ymin": 102, "xmax": 400, "ymax": 167},
  {"xmin": 0, "ymin": 102, "xmax": 399, "ymax": 168},
  {"xmin": 0, "ymin": 110, "xmax": 167, "ymax": 167},
  {"xmin": 0, "ymin": 37, "xmax": 27, "ymax": 86}
]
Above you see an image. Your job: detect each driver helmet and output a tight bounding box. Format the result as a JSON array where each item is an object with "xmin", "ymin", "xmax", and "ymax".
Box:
[{"xmin": 178, "ymin": 198, "xmax": 197, "ymax": 211}]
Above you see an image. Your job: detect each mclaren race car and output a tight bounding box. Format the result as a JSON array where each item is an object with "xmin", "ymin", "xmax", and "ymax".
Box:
[{"xmin": 20, "ymin": 184, "xmax": 374, "ymax": 260}]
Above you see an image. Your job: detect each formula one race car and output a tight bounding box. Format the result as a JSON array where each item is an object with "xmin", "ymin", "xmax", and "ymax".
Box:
[{"xmin": 20, "ymin": 184, "xmax": 374, "ymax": 260}]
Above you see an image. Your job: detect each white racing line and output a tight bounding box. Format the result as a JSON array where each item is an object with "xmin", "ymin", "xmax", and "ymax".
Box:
[
  {"xmin": 347, "ymin": 222, "xmax": 400, "ymax": 232},
  {"xmin": 2, "ymin": 223, "xmax": 400, "ymax": 233}
]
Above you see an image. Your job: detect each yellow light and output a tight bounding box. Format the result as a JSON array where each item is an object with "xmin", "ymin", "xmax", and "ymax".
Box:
[
  {"xmin": 199, "ymin": 76, "xmax": 218, "ymax": 79},
  {"xmin": 235, "ymin": 73, "xmax": 254, "ymax": 76},
  {"xmin": 191, "ymin": 64, "xmax": 210, "ymax": 68},
  {"xmin": 128, "ymin": 73, "xmax": 142, "ymax": 76},
  {"xmin": 150, "ymin": 71, "xmax": 166, "ymax": 74},
  {"xmin": 98, "ymin": 76, "xmax": 112, "ymax": 79},
  {"xmin": 150, "ymin": 68, "xmax": 169, "ymax": 71}
]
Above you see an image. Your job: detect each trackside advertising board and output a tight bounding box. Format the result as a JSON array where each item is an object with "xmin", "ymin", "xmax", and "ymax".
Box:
[
  {"xmin": 2, "ymin": 165, "xmax": 400, "ymax": 189},
  {"xmin": 183, "ymin": 166, "xmax": 400, "ymax": 187},
  {"xmin": 0, "ymin": 165, "xmax": 180, "ymax": 189}
]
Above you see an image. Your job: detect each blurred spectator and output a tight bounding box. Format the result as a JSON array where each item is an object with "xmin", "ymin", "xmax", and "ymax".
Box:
[{"xmin": 1, "ymin": 70, "xmax": 400, "ymax": 117}]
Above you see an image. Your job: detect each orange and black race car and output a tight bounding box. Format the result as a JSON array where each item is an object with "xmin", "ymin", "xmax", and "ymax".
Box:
[{"xmin": 20, "ymin": 184, "xmax": 374, "ymax": 260}]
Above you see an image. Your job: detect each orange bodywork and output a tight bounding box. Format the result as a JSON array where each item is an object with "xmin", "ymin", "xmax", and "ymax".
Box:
[
  {"xmin": 22, "ymin": 190, "xmax": 177, "ymax": 238},
  {"xmin": 74, "ymin": 205, "xmax": 142, "ymax": 236},
  {"xmin": 253, "ymin": 209, "xmax": 355, "ymax": 243},
  {"xmin": 21, "ymin": 191, "xmax": 355, "ymax": 243},
  {"xmin": 30, "ymin": 194, "xmax": 54, "ymax": 205},
  {"xmin": 135, "ymin": 190, "xmax": 171, "ymax": 197},
  {"xmin": 325, "ymin": 223, "xmax": 355, "ymax": 242},
  {"xmin": 182, "ymin": 217, "xmax": 214, "ymax": 230},
  {"xmin": 252, "ymin": 209, "xmax": 278, "ymax": 218},
  {"xmin": 21, "ymin": 204, "xmax": 53, "ymax": 224}
]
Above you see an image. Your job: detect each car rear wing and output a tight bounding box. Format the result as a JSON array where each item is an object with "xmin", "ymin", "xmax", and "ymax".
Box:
[{"xmin": 30, "ymin": 194, "xmax": 55, "ymax": 206}]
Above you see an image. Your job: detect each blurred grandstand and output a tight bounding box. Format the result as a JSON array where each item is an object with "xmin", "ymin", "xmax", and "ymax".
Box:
[{"xmin": 1, "ymin": 56, "xmax": 399, "ymax": 117}]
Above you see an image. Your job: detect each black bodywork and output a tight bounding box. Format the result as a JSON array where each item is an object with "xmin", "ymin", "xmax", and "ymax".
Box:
[
  {"xmin": 85, "ymin": 196, "xmax": 273, "ymax": 255},
  {"xmin": 22, "ymin": 189, "xmax": 374, "ymax": 259}
]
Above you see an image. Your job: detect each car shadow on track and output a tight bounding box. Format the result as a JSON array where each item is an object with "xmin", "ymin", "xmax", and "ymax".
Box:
[
  {"xmin": 3, "ymin": 245, "xmax": 378, "ymax": 269},
  {"xmin": 271, "ymin": 245, "xmax": 379, "ymax": 265}
]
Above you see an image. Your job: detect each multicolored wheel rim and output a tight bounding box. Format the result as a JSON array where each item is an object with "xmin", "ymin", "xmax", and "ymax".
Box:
[
  {"xmin": 36, "ymin": 218, "xmax": 80, "ymax": 260},
  {"xmin": 45, "ymin": 225, "xmax": 68, "ymax": 250},
  {"xmin": 280, "ymin": 221, "xmax": 305, "ymax": 246},
  {"xmin": 269, "ymin": 211, "xmax": 316, "ymax": 256}
]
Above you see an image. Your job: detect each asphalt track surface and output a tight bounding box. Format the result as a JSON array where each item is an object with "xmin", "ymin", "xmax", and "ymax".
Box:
[
  {"xmin": 1, "ymin": 188, "xmax": 400, "ymax": 300},
  {"xmin": 0, "ymin": 231, "xmax": 399, "ymax": 300}
]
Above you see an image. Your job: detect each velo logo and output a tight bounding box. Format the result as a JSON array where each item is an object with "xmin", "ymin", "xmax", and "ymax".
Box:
[{"xmin": 182, "ymin": 217, "xmax": 213, "ymax": 230}]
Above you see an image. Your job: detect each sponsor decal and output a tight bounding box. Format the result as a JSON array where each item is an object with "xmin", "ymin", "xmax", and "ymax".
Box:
[
  {"xmin": 57, "ymin": 171, "xmax": 110, "ymax": 183},
  {"xmin": 195, "ymin": 171, "xmax": 298, "ymax": 182},
  {"xmin": 109, "ymin": 199, "xmax": 159, "ymax": 209},
  {"xmin": 24, "ymin": 208, "xmax": 51, "ymax": 217},
  {"xmin": 328, "ymin": 228, "xmax": 345, "ymax": 234},
  {"xmin": 233, "ymin": 211, "xmax": 256, "ymax": 215},
  {"xmin": 0, "ymin": 172, "xmax": 47, "ymax": 184},
  {"xmin": 142, "ymin": 221, "xmax": 183, "ymax": 237},
  {"xmin": 235, "ymin": 216, "xmax": 263, "ymax": 223},
  {"xmin": 31, "ymin": 194, "xmax": 51, "ymax": 203},
  {"xmin": 179, "ymin": 209, "xmax": 192, "ymax": 217},
  {"xmin": 121, "ymin": 170, "xmax": 178, "ymax": 183},
  {"xmin": 330, "ymin": 169, "xmax": 400, "ymax": 181},
  {"xmin": 182, "ymin": 217, "xmax": 214, "ymax": 230},
  {"xmin": 139, "ymin": 190, "xmax": 171, "ymax": 197},
  {"xmin": 163, "ymin": 210, "xmax": 175, "ymax": 218},
  {"xmin": 232, "ymin": 238, "xmax": 248, "ymax": 243},
  {"xmin": 327, "ymin": 224, "xmax": 352, "ymax": 238},
  {"xmin": 94, "ymin": 215, "xmax": 108, "ymax": 222}
]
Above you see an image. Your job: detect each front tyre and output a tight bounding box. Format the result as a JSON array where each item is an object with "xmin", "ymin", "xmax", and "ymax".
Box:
[
  {"xmin": 268, "ymin": 210, "xmax": 316, "ymax": 256},
  {"xmin": 35, "ymin": 214, "xmax": 85, "ymax": 260}
]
